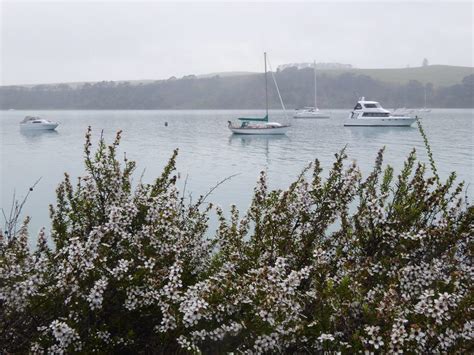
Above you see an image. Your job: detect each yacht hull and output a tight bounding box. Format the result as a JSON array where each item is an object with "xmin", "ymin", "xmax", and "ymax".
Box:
[
  {"xmin": 20, "ymin": 123, "xmax": 59, "ymax": 130},
  {"xmin": 344, "ymin": 117, "xmax": 416, "ymax": 127},
  {"xmin": 228, "ymin": 126, "xmax": 289, "ymax": 135}
]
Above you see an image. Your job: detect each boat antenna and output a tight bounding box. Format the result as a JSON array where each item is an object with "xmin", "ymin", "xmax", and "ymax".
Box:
[{"xmin": 264, "ymin": 52, "xmax": 268, "ymax": 118}]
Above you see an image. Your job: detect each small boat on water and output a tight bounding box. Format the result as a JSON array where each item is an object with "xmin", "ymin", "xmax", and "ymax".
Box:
[
  {"xmin": 20, "ymin": 116, "xmax": 59, "ymax": 130},
  {"xmin": 418, "ymin": 108, "xmax": 431, "ymax": 113},
  {"xmin": 228, "ymin": 116, "xmax": 289, "ymax": 135},
  {"xmin": 294, "ymin": 61, "xmax": 330, "ymax": 119},
  {"xmin": 344, "ymin": 98, "xmax": 417, "ymax": 127},
  {"xmin": 228, "ymin": 53, "xmax": 289, "ymax": 135},
  {"xmin": 294, "ymin": 107, "xmax": 330, "ymax": 119},
  {"xmin": 417, "ymin": 87, "xmax": 431, "ymax": 113}
]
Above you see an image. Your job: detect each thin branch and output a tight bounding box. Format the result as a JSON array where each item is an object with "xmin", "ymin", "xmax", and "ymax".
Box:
[
  {"xmin": 1, "ymin": 177, "xmax": 42, "ymax": 241},
  {"xmin": 198, "ymin": 173, "xmax": 241, "ymax": 205}
]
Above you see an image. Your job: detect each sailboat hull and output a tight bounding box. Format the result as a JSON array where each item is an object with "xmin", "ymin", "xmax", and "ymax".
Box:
[
  {"xmin": 294, "ymin": 111, "xmax": 330, "ymax": 119},
  {"xmin": 228, "ymin": 126, "xmax": 289, "ymax": 135}
]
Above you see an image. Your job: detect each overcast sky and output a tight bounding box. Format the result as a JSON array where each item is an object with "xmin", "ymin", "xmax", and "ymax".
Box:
[{"xmin": 1, "ymin": 1, "xmax": 472, "ymax": 85}]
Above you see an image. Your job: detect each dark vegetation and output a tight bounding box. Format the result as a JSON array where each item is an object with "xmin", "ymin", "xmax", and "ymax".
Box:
[{"xmin": 1, "ymin": 67, "xmax": 473, "ymax": 109}]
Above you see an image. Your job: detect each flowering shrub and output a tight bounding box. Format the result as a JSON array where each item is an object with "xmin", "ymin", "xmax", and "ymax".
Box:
[{"xmin": 1, "ymin": 127, "xmax": 472, "ymax": 353}]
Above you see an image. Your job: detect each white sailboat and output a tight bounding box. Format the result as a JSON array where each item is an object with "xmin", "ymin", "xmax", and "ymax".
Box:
[
  {"xmin": 418, "ymin": 87, "xmax": 431, "ymax": 113},
  {"xmin": 228, "ymin": 53, "xmax": 289, "ymax": 135},
  {"xmin": 294, "ymin": 61, "xmax": 330, "ymax": 119}
]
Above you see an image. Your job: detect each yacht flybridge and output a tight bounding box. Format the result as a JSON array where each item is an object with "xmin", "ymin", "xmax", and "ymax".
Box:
[
  {"xmin": 20, "ymin": 116, "xmax": 59, "ymax": 130},
  {"xmin": 228, "ymin": 53, "xmax": 289, "ymax": 135},
  {"xmin": 344, "ymin": 98, "xmax": 417, "ymax": 127}
]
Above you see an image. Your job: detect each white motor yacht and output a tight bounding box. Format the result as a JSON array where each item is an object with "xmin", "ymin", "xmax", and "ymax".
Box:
[
  {"xmin": 344, "ymin": 98, "xmax": 417, "ymax": 127},
  {"xmin": 20, "ymin": 116, "xmax": 59, "ymax": 130}
]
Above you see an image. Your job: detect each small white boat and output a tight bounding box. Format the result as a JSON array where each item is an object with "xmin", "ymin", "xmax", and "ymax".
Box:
[
  {"xmin": 228, "ymin": 53, "xmax": 289, "ymax": 135},
  {"xmin": 344, "ymin": 98, "xmax": 418, "ymax": 127},
  {"xmin": 417, "ymin": 87, "xmax": 431, "ymax": 113},
  {"xmin": 294, "ymin": 61, "xmax": 330, "ymax": 119},
  {"xmin": 417, "ymin": 108, "xmax": 431, "ymax": 113},
  {"xmin": 294, "ymin": 107, "xmax": 330, "ymax": 119},
  {"xmin": 20, "ymin": 116, "xmax": 59, "ymax": 130}
]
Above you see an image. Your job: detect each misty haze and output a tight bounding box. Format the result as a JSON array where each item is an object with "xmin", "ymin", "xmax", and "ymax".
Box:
[{"xmin": 1, "ymin": 1, "xmax": 473, "ymax": 354}]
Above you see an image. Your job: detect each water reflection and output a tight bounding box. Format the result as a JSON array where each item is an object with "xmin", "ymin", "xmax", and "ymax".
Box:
[
  {"xmin": 227, "ymin": 134, "xmax": 291, "ymax": 168},
  {"xmin": 345, "ymin": 126, "xmax": 415, "ymax": 140},
  {"xmin": 228, "ymin": 134, "xmax": 290, "ymax": 146},
  {"xmin": 20, "ymin": 129, "xmax": 59, "ymax": 143}
]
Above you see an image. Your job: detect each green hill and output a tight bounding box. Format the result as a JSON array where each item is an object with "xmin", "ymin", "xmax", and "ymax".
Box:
[{"xmin": 317, "ymin": 65, "xmax": 473, "ymax": 87}]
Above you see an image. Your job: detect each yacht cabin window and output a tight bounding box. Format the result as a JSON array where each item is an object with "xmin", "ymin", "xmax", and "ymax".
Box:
[
  {"xmin": 364, "ymin": 103, "xmax": 378, "ymax": 108},
  {"xmin": 354, "ymin": 103, "xmax": 362, "ymax": 110},
  {"xmin": 362, "ymin": 112, "xmax": 389, "ymax": 117}
]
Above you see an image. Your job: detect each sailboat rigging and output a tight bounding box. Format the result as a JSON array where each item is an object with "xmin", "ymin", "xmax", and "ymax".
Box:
[
  {"xmin": 294, "ymin": 60, "xmax": 330, "ymax": 119},
  {"xmin": 228, "ymin": 53, "xmax": 289, "ymax": 135}
]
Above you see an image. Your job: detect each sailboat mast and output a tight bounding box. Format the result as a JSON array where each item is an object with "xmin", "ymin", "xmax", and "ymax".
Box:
[
  {"xmin": 314, "ymin": 60, "xmax": 317, "ymax": 109},
  {"xmin": 264, "ymin": 52, "xmax": 268, "ymax": 118},
  {"xmin": 424, "ymin": 87, "xmax": 427, "ymax": 108}
]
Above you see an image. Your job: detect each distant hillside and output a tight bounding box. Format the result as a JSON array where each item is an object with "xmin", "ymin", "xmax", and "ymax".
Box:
[
  {"xmin": 277, "ymin": 62, "xmax": 353, "ymax": 71},
  {"xmin": 9, "ymin": 65, "xmax": 471, "ymax": 89},
  {"xmin": 197, "ymin": 71, "xmax": 257, "ymax": 79},
  {"xmin": 11, "ymin": 73, "xmax": 257, "ymax": 89},
  {"xmin": 301, "ymin": 65, "xmax": 473, "ymax": 87},
  {"xmin": 1, "ymin": 66, "xmax": 472, "ymax": 109}
]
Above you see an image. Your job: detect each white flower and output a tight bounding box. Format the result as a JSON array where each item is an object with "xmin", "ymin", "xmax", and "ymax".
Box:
[
  {"xmin": 86, "ymin": 277, "xmax": 108, "ymax": 310},
  {"xmin": 318, "ymin": 333, "xmax": 335, "ymax": 342}
]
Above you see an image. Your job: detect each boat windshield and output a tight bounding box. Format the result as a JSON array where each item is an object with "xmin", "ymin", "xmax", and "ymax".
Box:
[
  {"xmin": 354, "ymin": 103, "xmax": 362, "ymax": 110},
  {"xmin": 20, "ymin": 116, "xmax": 40, "ymax": 123}
]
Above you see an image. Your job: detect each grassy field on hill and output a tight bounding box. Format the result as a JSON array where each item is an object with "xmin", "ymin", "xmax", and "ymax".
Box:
[
  {"xmin": 319, "ymin": 65, "xmax": 473, "ymax": 87},
  {"xmin": 9, "ymin": 65, "xmax": 471, "ymax": 89}
]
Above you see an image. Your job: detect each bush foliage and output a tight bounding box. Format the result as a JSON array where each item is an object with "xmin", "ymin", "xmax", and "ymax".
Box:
[{"xmin": 1, "ymin": 127, "xmax": 472, "ymax": 353}]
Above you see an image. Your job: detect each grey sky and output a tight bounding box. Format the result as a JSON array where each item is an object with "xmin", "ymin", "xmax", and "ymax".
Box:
[{"xmin": 1, "ymin": 1, "xmax": 472, "ymax": 85}]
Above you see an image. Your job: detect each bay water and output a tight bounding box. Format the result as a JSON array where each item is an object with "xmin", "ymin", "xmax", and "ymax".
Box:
[{"xmin": 1, "ymin": 109, "xmax": 472, "ymax": 240}]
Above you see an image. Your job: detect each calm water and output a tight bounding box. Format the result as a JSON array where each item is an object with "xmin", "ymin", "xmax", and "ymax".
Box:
[{"xmin": 1, "ymin": 109, "xmax": 473, "ymax": 238}]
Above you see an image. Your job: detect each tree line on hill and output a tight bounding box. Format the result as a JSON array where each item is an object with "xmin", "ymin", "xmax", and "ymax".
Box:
[{"xmin": 1, "ymin": 68, "xmax": 473, "ymax": 109}]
